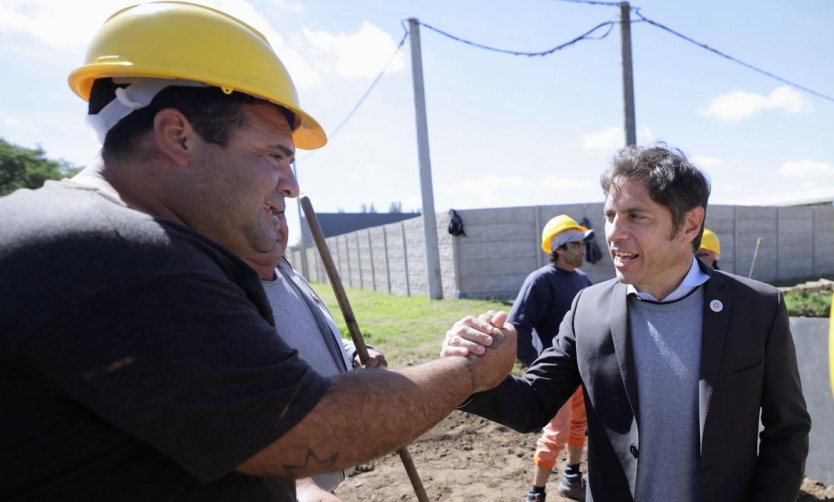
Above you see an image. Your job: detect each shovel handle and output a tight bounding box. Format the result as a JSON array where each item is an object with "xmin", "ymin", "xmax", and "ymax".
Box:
[{"xmin": 299, "ymin": 196, "xmax": 429, "ymax": 502}]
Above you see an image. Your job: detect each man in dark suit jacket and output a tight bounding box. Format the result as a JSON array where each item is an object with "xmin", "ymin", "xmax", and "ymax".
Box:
[{"xmin": 442, "ymin": 142, "xmax": 811, "ymax": 501}]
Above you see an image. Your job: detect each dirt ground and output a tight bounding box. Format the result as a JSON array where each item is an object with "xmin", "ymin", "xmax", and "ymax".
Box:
[{"xmin": 335, "ymin": 410, "xmax": 834, "ymax": 502}]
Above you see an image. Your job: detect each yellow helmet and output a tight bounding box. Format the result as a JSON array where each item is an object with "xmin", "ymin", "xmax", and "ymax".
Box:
[
  {"xmin": 541, "ymin": 215, "xmax": 593, "ymax": 253},
  {"xmin": 700, "ymin": 228, "xmax": 721, "ymax": 256},
  {"xmin": 68, "ymin": 1, "xmax": 326, "ymax": 150}
]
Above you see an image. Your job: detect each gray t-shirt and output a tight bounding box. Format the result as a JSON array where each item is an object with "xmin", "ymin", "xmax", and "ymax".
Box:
[{"xmin": 263, "ymin": 260, "xmax": 351, "ymax": 492}]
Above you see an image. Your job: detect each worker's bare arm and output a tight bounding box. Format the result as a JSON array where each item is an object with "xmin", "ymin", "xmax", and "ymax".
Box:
[{"xmin": 236, "ymin": 313, "xmax": 516, "ymax": 479}]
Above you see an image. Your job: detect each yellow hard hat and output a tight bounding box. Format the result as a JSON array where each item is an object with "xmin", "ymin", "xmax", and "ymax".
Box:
[
  {"xmin": 68, "ymin": 1, "xmax": 326, "ymax": 150},
  {"xmin": 541, "ymin": 215, "xmax": 593, "ymax": 253},
  {"xmin": 700, "ymin": 228, "xmax": 721, "ymax": 256}
]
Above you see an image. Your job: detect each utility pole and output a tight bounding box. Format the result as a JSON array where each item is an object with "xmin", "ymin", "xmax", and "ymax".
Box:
[
  {"xmin": 620, "ymin": 2, "xmax": 637, "ymax": 146},
  {"xmin": 407, "ymin": 18, "xmax": 443, "ymax": 300}
]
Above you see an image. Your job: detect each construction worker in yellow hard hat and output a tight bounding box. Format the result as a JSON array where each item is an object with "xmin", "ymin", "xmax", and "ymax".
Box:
[
  {"xmin": 540, "ymin": 214, "xmax": 595, "ymax": 254},
  {"xmin": 0, "ymin": 2, "xmax": 520, "ymax": 500},
  {"xmin": 513, "ymin": 214, "xmax": 595, "ymax": 502},
  {"xmin": 698, "ymin": 228, "xmax": 721, "ymax": 270}
]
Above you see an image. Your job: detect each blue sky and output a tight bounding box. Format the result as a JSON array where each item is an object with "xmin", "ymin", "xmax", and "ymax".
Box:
[{"xmin": 1, "ymin": 0, "xmax": 832, "ymax": 245}]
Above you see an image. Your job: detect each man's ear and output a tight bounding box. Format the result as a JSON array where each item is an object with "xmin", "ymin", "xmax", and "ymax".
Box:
[
  {"xmin": 683, "ymin": 206, "xmax": 706, "ymax": 243},
  {"xmin": 153, "ymin": 108, "xmax": 196, "ymax": 167}
]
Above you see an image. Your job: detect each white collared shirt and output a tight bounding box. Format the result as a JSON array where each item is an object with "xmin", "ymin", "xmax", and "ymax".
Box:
[{"xmin": 627, "ymin": 256, "xmax": 709, "ymax": 303}]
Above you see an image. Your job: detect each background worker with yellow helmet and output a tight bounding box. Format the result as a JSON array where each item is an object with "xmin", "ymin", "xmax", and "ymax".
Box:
[
  {"xmin": 697, "ymin": 228, "xmax": 721, "ymax": 270},
  {"xmin": 0, "ymin": 2, "xmax": 517, "ymax": 500},
  {"xmin": 509, "ymin": 214, "xmax": 595, "ymax": 502}
]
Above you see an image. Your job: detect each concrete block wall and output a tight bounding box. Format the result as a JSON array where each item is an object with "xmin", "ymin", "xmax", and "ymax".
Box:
[
  {"xmin": 815, "ymin": 210, "xmax": 834, "ymax": 276},
  {"xmin": 704, "ymin": 205, "xmax": 737, "ymax": 275},
  {"xmin": 447, "ymin": 204, "xmax": 614, "ymax": 299},
  {"xmin": 789, "ymin": 318, "xmax": 834, "ymax": 486},
  {"xmin": 436, "ymin": 211, "xmax": 458, "ymax": 299},
  {"xmin": 288, "ymin": 203, "xmax": 834, "ymax": 299},
  {"xmin": 779, "ymin": 207, "xmax": 815, "ymax": 281},
  {"xmin": 292, "ymin": 215, "xmax": 439, "ymax": 298},
  {"xmin": 735, "ymin": 206, "xmax": 778, "ymax": 282}
]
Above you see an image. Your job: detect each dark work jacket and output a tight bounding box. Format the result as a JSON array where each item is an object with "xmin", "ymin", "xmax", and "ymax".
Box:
[{"xmin": 462, "ymin": 263, "xmax": 811, "ymax": 501}]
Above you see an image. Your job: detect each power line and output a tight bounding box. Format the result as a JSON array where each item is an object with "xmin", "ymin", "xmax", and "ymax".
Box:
[
  {"xmin": 556, "ymin": 0, "xmax": 623, "ymax": 6},
  {"xmin": 307, "ymin": 5, "xmax": 832, "ymax": 162},
  {"xmin": 302, "ymin": 17, "xmax": 616, "ymax": 160},
  {"xmin": 299, "ymin": 27, "xmax": 408, "ymax": 162},
  {"xmin": 328, "ymin": 28, "xmax": 409, "ymax": 139},
  {"xmin": 556, "ymin": 1, "xmax": 834, "ymax": 103},
  {"xmin": 633, "ymin": 9, "xmax": 834, "ymax": 104},
  {"xmin": 418, "ymin": 19, "xmax": 615, "ymax": 57}
]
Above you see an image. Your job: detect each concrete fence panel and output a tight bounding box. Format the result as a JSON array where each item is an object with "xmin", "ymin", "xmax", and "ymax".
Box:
[{"xmin": 790, "ymin": 317, "xmax": 834, "ymax": 486}]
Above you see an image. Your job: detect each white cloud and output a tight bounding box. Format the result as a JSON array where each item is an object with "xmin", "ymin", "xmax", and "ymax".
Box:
[
  {"xmin": 0, "ymin": 0, "xmax": 325, "ymax": 89},
  {"xmin": 778, "ymin": 159, "xmax": 834, "ymax": 178},
  {"xmin": 0, "ymin": 111, "xmax": 101, "ymax": 165},
  {"xmin": 363, "ymin": 163, "xmax": 384, "ymax": 172},
  {"xmin": 700, "ymin": 89, "xmax": 765, "ymax": 121},
  {"xmin": 637, "ymin": 126, "xmax": 654, "ymax": 144},
  {"xmin": 206, "ymin": 0, "xmax": 323, "ymax": 89},
  {"xmin": 1, "ymin": 116, "xmax": 22, "ymax": 128},
  {"xmin": 768, "ymin": 86, "xmax": 814, "ymax": 114},
  {"xmin": 268, "ymin": 0, "xmax": 303, "ymax": 13},
  {"xmin": 438, "ymin": 174, "xmax": 596, "ymax": 210},
  {"xmin": 0, "ymin": 0, "xmax": 121, "ymax": 51},
  {"xmin": 583, "ymin": 127, "xmax": 622, "ymax": 150},
  {"xmin": 692, "ymin": 155, "xmax": 723, "ymax": 168},
  {"xmin": 539, "ymin": 176, "xmax": 593, "ymax": 191},
  {"xmin": 345, "ymin": 163, "xmax": 383, "ymax": 181},
  {"xmin": 303, "ymin": 21, "xmax": 406, "ymax": 79},
  {"xmin": 442, "ymin": 175, "xmax": 529, "ymax": 196},
  {"xmin": 699, "ymin": 86, "xmax": 813, "ymax": 121},
  {"xmin": 582, "ymin": 125, "xmax": 654, "ymax": 150},
  {"xmin": 0, "ymin": 0, "xmax": 398, "ymax": 92}
]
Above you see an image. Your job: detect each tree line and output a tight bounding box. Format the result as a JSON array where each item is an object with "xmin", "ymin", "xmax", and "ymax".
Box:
[{"xmin": 0, "ymin": 138, "xmax": 81, "ymax": 197}]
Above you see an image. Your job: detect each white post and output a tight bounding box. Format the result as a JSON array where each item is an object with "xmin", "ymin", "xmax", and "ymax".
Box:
[{"xmin": 408, "ymin": 17, "xmax": 443, "ymax": 299}]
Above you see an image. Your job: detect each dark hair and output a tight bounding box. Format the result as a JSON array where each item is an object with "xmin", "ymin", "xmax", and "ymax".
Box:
[
  {"xmin": 89, "ymin": 78, "xmax": 297, "ymax": 160},
  {"xmin": 548, "ymin": 244, "xmax": 567, "ymax": 264},
  {"xmin": 600, "ymin": 142, "xmax": 711, "ymax": 252}
]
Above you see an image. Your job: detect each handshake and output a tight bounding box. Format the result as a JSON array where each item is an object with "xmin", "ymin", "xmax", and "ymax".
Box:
[{"xmin": 441, "ymin": 311, "xmax": 518, "ymax": 394}]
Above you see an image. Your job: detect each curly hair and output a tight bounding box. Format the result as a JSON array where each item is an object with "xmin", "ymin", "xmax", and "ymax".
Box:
[{"xmin": 600, "ymin": 142, "xmax": 711, "ymax": 252}]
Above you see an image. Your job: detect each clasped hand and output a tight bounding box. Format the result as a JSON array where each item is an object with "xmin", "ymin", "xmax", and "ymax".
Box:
[
  {"xmin": 441, "ymin": 310, "xmax": 511, "ymax": 357},
  {"xmin": 441, "ymin": 310, "xmax": 516, "ymax": 393}
]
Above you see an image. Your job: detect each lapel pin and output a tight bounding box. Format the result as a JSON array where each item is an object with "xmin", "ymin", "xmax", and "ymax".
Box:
[{"xmin": 709, "ymin": 299, "xmax": 723, "ymax": 312}]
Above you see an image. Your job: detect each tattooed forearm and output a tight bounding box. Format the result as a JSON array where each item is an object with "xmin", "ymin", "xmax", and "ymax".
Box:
[
  {"xmin": 284, "ymin": 449, "xmax": 339, "ymax": 479},
  {"xmin": 464, "ymin": 358, "xmax": 476, "ymax": 396}
]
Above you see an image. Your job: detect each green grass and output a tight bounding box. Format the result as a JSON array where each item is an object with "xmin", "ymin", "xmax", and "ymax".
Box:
[
  {"xmin": 772, "ymin": 275, "xmax": 833, "ymax": 318},
  {"xmin": 311, "ymin": 282, "xmax": 510, "ymax": 367},
  {"xmin": 784, "ymin": 289, "xmax": 832, "ymax": 318}
]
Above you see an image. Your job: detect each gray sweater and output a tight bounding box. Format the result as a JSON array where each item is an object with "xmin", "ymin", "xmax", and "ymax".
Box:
[{"xmin": 629, "ymin": 287, "xmax": 703, "ymax": 501}]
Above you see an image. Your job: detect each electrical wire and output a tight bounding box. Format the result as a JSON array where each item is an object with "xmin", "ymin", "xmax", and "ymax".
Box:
[
  {"xmin": 298, "ymin": 26, "xmax": 408, "ymax": 162},
  {"xmin": 328, "ymin": 29, "xmax": 409, "ymax": 139},
  {"xmin": 559, "ymin": 1, "xmax": 833, "ymax": 103},
  {"xmin": 634, "ymin": 9, "xmax": 834, "ymax": 103},
  {"xmin": 556, "ymin": 0, "xmax": 623, "ymax": 6},
  {"xmin": 418, "ymin": 19, "xmax": 615, "ymax": 57},
  {"xmin": 306, "ymin": 4, "xmax": 832, "ymax": 163},
  {"xmin": 302, "ymin": 17, "xmax": 616, "ymax": 160}
]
